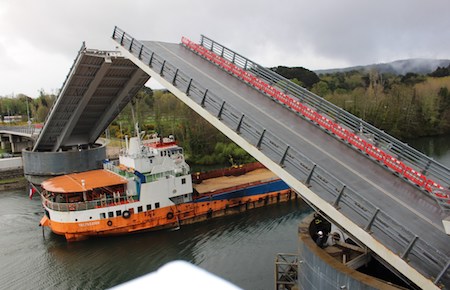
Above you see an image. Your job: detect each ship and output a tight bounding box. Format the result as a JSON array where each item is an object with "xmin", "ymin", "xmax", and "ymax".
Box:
[{"xmin": 38, "ymin": 134, "xmax": 293, "ymax": 241}]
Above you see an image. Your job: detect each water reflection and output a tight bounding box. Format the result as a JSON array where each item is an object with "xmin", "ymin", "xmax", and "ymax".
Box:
[{"xmin": 406, "ymin": 134, "xmax": 450, "ymax": 167}]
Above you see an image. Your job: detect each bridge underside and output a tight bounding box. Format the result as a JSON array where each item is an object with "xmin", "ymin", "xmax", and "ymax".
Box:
[
  {"xmin": 33, "ymin": 44, "xmax": 149, "ymax": 152},
  {"xmin": 111, "ymin": 28, "xmax": 449, "ymax": 289}
]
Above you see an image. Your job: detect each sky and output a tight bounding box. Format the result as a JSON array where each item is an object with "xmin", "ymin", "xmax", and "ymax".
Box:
[{"xmin": 1, "ymin": 0, "xmax": 449, "ymax": 98}]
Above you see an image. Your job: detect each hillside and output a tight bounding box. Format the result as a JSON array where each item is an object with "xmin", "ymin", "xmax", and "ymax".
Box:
[{"xmin": 315, "ymin": 58, "xmax": 450, "ymax": 75}]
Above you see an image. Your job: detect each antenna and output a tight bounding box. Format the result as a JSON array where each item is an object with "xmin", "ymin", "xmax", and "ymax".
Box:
[{"xmin": 130, "ymin": 99, "xmax": 142, "ymax": 149}]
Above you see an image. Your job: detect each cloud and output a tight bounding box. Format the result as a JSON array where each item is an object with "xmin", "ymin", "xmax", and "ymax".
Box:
[
  {"xmin": 0, "ymin": 35, "xmax": 70, "ymax": 97},
  {"xmin": 1, "ymin": 0, "xmax": 450, "ymax": 97}
]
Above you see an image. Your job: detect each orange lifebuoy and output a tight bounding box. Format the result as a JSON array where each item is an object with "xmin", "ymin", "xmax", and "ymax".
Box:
[
  {"xmin": 166, "ymin": 212, "xmax": 174, "ymax": 220},
  {"xmin": 68, "ymin": 204, "xmax": 76, "ymax": 211}
]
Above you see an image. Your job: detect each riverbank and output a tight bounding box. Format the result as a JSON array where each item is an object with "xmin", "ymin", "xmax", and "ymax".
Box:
[
  {"xmin": 0, "ymin": 169, "xmax": 26, "ymax": 191},
  {"xmin": 0, "ymin": 145, "xmax": 122, "ymax": 192}
]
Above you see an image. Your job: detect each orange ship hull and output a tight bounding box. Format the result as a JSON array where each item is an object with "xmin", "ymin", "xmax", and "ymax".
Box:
[{"xmin": 41, "ymin": 189, "xmax": 294, "ymax": 242}]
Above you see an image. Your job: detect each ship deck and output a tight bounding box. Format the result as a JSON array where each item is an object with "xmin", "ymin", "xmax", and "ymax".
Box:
[{"xmin": 193, "ymin": 168, "xmax": 277, "ymax": 194}]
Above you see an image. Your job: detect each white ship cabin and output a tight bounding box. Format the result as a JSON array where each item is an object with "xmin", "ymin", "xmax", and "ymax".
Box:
[{"xmin": 40, "ymin": 135, "xmax": 193, "ymax": 223}]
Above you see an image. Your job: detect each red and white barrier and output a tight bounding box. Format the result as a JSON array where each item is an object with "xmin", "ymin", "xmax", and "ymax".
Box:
[{"xmin": 181, "ymin": 36, "xmax": 449, "ymax": 201}]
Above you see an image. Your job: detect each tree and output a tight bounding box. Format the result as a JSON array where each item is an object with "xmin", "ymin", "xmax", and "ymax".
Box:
[
  {"xmin": 429, "ymin": 65, "xmax": 450, "ymax": 78},
  {"xmin": 271, "ymin": 66, "xmax": 320, "ymax": 89},
  {"xmin": 311, "ymin": 81, "xmax": 331, "ymax": 97}
]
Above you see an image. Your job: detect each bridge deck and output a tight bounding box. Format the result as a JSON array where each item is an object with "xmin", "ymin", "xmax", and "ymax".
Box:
[
  {"xmin": 141, "ymin": 40, "xmax": 449, "ymax": 284},
  {"xmin": 111, "ymin": 25, "xmax": 448, "ymax": 285},
  {"xmin": 33, "ymin": 45, "xmax": 149, "ymax": 152}
]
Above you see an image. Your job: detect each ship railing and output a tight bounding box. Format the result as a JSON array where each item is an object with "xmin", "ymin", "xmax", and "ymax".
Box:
[
  {"xmin": 145, "ymin": 170, "xmax": 190, "ymax": 182},
  {"xmin": 41, "ymin": 194, "xmax": 138, "ymax": 212},
  {"xmin": 104, "ymin": 160, "xmax": 189, "ymax": 182},
  {"xmin": 103, "ymin": 161, "xmax": 136, "ymax": 179},
  {"xmin": 144, "ymin": 170, "xmax": 176, "ymax": 182}
]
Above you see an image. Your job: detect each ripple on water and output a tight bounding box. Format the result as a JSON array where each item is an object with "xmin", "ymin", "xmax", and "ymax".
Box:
[{"xmin": 0, "ymin": 191, "xmax": 311, "ymax": 290}]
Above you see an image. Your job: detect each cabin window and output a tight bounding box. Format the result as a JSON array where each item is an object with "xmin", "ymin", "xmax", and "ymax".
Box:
[
  {"xmin": 182, "ymin": 178, "xmax": 186, "ymax": 185},
  {"xmin": 137, "ymin": 206, "xmax": 143, "ymax": 213},
  {"xmin": 146, "ymin": 204, "xmax": 152, "ymax": 211},
  {"xmin": 155, "ymin": 202, "xmax": 160, "ymax": 209},
  {"xmin": 100, "ymin": 213, "xmax": 106, "ymax": 219},
  {"xmin": 108, "ymin": 212, "xmax": 114, "ymax": 218},
  {"xmin": 116, "ymin": 210, "xmax": 122, "ymax": 216}
]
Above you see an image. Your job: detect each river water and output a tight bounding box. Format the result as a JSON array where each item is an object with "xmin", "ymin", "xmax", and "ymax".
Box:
[
  {"xmin": 0, "ymin": 189, "xmax": 310, "ymax": 290},
  {"xmin": 1, "ymin": 135, "xmax": 449, "ymax": 290},
  {"xmin": 406, "ymin": 134, "xmax": 450, "ymax": 167}
]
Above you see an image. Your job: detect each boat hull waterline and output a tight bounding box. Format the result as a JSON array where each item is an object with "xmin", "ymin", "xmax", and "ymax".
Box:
[{"xmin": 40, "ymin": 187, "xmax": 294, "ymax": 241}]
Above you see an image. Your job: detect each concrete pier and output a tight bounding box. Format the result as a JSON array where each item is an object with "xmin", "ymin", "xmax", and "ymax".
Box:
[
  {"xmin": 295, "ymin": 213, "xmax": 406, "ymax": 290},
  {"xmin": 22, "ymin": 140, "xmax": 108, "ymax": 184},
  {"xmin": 0, "ymin": 133, "xmax": 33, "ymax": 153}
]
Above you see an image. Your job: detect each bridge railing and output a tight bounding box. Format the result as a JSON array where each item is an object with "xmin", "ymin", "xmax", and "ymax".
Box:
[
  {"xmin": 41, "ymin": 42, "xmax": 86, "ymax": 127},
  {"xmin": 112, "ymin": 27, "xmax": 449, "ymax": 287},
  {"xmin": 199, "ymin": 35, "xmax": 450, "ymax": 191},
  {"xmin": 0, "ymin": 126, "xmax": 35, "ymax": 135},
  {"xmin": 33, "ymin": 42, "xmax": 87, "ymax": 151}
]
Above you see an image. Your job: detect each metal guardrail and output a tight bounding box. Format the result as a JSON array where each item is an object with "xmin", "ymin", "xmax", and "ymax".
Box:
[
  {"xmin": 0, "ymin": 126, "xmax": 36, "ymax": 135},
  {"xmin": 33, "ymin": 43, "xmax": 87, "ymax": 151},
  {"xmin": 41, "ymin": 43, "xmax": 86, "ymax": 127},
  {"xmin": 199, "ymin": 35, "xmax": 450, "ymax": 190},
  {"xmin": 112, "ymin": 26, "xmax": 449, "ymax": 287},
  {"xmin": 189, "ymin": 35, "xmax": 450, "ymax": 212}
]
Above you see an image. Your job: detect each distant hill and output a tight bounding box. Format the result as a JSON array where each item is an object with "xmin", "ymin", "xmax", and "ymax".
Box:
[{"xmin": 315, "ymin": 58, "xmax": 450, "ymax": 75}]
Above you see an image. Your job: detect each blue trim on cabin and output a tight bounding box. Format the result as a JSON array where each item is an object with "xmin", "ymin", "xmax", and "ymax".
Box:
[{"xmin": 134, "ymin": 170, "xmax": 146, "ymax": 184}]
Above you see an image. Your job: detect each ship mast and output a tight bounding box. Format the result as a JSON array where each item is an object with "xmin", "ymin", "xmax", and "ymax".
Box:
[{"xmin": 130, "ymin": 103, "xmax": 141, "ymax": 145}]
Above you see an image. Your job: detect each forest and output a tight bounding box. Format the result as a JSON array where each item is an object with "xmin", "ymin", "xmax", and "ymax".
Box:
[
  {"xmin": 111, "ymin": 88, "xmax": 254, "ymax": 165},
  {"xmin": 1, "ymin": 64, "xmax": 449, "ymax": 165},
  {"xmin": 275, "ymin": 64, "xmax": 450, "ymax": 138}
]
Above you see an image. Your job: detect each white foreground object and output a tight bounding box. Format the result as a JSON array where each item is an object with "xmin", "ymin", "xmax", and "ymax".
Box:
[{"xmin": 111, "ymin": 260, "xmax": 242, "ymax": 290}]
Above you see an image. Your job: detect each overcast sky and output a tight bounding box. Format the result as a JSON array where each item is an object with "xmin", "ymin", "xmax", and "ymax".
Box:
[{"xmin": 1, "ymin": 0, "xmax": 449, "ymax": 98}]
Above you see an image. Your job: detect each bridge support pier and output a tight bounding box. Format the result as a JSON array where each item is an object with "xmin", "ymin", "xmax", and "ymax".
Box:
[
  {"xmin": 297, "ymin": 212, "xmax": 409, "ymax": 289},
  {"xmin": 0, "ymin": 133, "xmax": 33, "ymax": 153},
  {"xmin": 23, "ymin": 139, "xmax": 108, "ymax": 184},
  {"xmin": 0, "ymin": 136, "xmax": 11, "ymax": 151}
]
